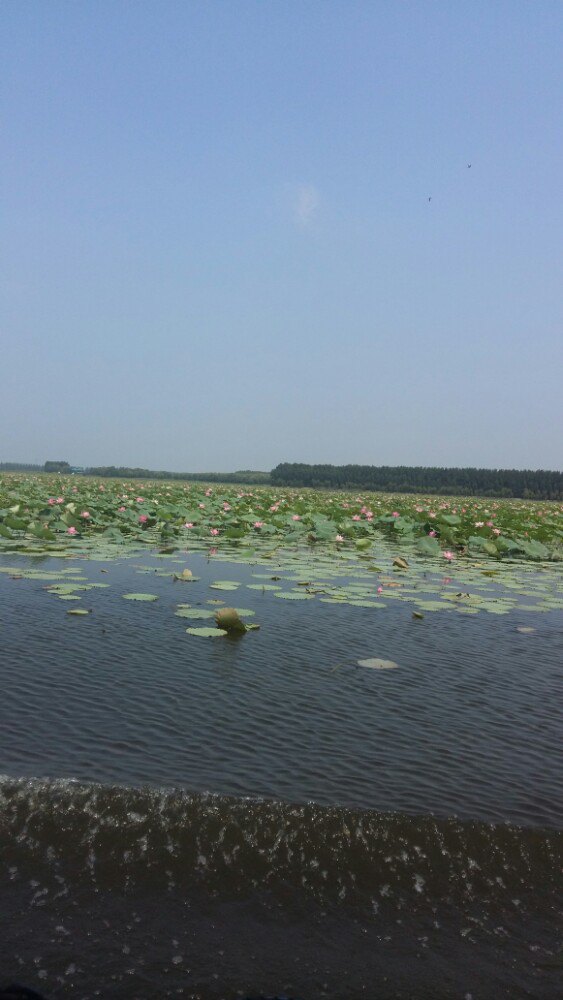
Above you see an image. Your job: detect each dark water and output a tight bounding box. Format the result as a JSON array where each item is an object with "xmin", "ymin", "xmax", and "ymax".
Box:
[
  {"xmin": 0, "ymin": 553, "xmax": 562, "ymax": 998},
  {"xmin": 1, "ymin": 779, "xmax": 562, "ymax": 1000}
]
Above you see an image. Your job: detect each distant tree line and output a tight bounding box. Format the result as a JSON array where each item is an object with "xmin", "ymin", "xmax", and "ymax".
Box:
[
  {"xmin": 44, "ymin": 461, "xmax": 71, "ymax": 473},
  {"xmin": 270, "ymin": 463, "xmax": 563, "ymax": 500},
  {"xmin": 83, "ymin": 466, "xmax": 271, "ymax": 485},
  {"xmin": 4, "ymin": 460, "xmax": 560, "ymax": 498},
  {"xmin": 0, "ymin": 462, "xmax": 43, "ymax": 472}
]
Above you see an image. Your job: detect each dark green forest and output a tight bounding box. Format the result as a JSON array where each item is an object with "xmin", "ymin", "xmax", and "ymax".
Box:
[
  {"xmin": 0, "ymin": 462, "xmax": 43, "ymax": 472},
  {"xmin": 270, "ymin": 464, "xmax": 563, "ymax": 500}
]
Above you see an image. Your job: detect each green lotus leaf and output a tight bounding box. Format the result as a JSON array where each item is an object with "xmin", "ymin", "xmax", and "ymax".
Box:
[
  {"xmin": 357, "ymin": 658, "xmax": 399, "ymax": 670},
  {"xmin": 174, "ymin": 608, "xmax": 215, "ymax": 619},
  {"xmin": 185, "ymin": 626, "xmax": 228, "ymax": 637},
  {"xmin": 122, "ymin": 593, "xmax": 159, "ymax": 601}
]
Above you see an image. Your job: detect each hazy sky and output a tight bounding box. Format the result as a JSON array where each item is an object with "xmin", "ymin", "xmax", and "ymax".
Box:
[{"xmin": 2, "ymin": 1, "xmax": 562, "ymax": 471}]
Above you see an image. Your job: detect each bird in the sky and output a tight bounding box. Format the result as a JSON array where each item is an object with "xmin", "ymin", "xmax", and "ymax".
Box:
[
  {"xmin": 467, "ymin": 163, "xmax": 471, "ymax": 168},
  {"xmin": 428, "ymin": 196, "xmax": 432, "ymax": 201}
]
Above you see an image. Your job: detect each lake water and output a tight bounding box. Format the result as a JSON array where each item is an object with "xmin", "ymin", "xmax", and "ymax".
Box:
[{"xmin": 0, "ymin": 549, "xmax": 562, "ymax": 998}]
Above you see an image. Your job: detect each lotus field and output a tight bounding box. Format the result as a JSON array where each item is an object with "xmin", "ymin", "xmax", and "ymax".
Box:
[
  {"xmin": 1, "ymin": 474, "xmax": 561, "ymax": 558},
  {"xmin": 1, "ymin": 474, "xmax": 562, "ymax": 633}
]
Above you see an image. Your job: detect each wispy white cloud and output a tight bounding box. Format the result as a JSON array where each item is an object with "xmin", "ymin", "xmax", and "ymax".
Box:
[{"xmin": 295, "ymin": 184, "xmax": 319, "ymax": 226}]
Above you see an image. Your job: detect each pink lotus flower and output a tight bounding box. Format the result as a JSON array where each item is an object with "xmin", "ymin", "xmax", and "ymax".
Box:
[
  {"xmin": 99, "ymin": 485, "xmax": 105, "ymax": 490},
  {"xmin": 492, "ymin": 527, "xmax": 501, "ymax": 535},
  {"xmin": 428, "ymin": 512, "xmax": 436, "ymax": 518},
  {"xmin": 205, "ymin": 489, "xmax": 212, "ymax": 496},
  {"xmin": 80, "ymin": 511, "xmax": 90, "ymax": 518},
  {"xmin": 443, "ymin": 550, "xmax": 455, "ymax": 561},
  {"xmin": 56, "ymin": 497, "xmax": 64, "ymax": 504},
  {"xmin": 475, "ymin": 521, "xmax": 484, "ymax": 528},
  {"xmin": 210, "ymin": 528, "xmax": 219, "ymax": 536},
  {"xmin": 138, "ymin": 515, "xmax": 148, "ymax": 524},
  {"xmin": 67, "ymin": 526, "xmax": 77, "ymax": 535},
  {"xmin": 428, "ymin": 530, "xmax": 437, "ymax": 537},
  {"xmin": 335, "ymin": 534, "xmax": 344, "ymax": 542},
  {"xmin": 392, "ymin": 511, "xmax": 400, "ymax": 517},
  {"xmin": 352, "ymin": 514, "xmax": 361, "ymax": 521},
  {"xmin": 254, "ymin": 521, "xmax": 264, "ymax": 528},
  {"xmin": 269, "ymin": 504, "xmax": 279, "ymax": 512},
  {"xmin": 377, "ymin": 586, "xmax": 383, "ymax": 594},
  {"xmin": 184, "ymin": 522, "xmax": 194, "ymax": 529},
  {"xmin": 118, "ymin": 506, "xmax": 126, "ymax": 512},
  {"xmin": 292, "ymin": 515, "xmax": 301, "ymax": 521},
  {"xmin": 223, "ymin": 503, "xmax": 231, "ymax": 511},
  {"xmin": 209, "ymin": 546, "xmax": 218, "ymax": 556},
  {"xmin": 198, "ymin": 503, "xmax": 205, "ymax": 509},
  {"xmin": 48, "ymin": 498, "xmax": 56, "ymax": 505},
  {"xmin": 136, "ymin": 497, "xmax": 145, "ymax": 503}
]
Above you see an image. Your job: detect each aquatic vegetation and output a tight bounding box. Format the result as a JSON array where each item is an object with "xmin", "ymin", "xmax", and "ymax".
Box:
[
  {"xmin": 214, "ymin": 607, "xmax": 247, "ymax": 633},
  {"xmin": 0, "ymin": 473, "xmax": 561, "ymax": 561},
  {"xmin": 0, "ymin": 474, "xmax": 562, "ymax": 632},
  {"xmin": 357, "ymin": 658, "xmax": 400, "ymax": 670}
]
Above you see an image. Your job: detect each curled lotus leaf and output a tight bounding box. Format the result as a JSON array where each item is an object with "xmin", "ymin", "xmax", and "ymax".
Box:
[{"xmin": 214, "ymin": 607, "xmax": 247, "ymax": 633}]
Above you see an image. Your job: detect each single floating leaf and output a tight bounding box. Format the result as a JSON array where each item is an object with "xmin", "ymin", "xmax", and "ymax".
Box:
[
  {"xmin": 174, "ymin": 568, "xmax": 200, "ymax": 581},
  {"xmin": 66, "ymin": 608, "xmax": 90, "ymax": 615},
  {"xmin": 185, "ymin": 626, "xmax": 227, "ymax": 638},
  {"xmin": 122, "ymin": 593, "xmax": 159, "ymax": 601},
  {"xmin": 274, "ymin": 591, "xmax": 315, "ymax": 600},
  {"xmin": 357, "ymin": 658, "xmax": 399, "ymax": 670},
  {"xmin": 175, "ymin": 608, "xmax": 215, "ymax": 619}
]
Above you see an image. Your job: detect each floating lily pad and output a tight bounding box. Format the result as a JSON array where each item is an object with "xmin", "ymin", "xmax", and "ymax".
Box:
[
  {"xmin": 274, "ymin": 591, "xmax": 316, "ymax": 600},
  {"xmin": 122, "ymin": 593, "xmax": 159, "ymax": 601},
  {"xmin": 175, "ymin": 608, "xmax": 215, "ymax": 619},
  {"xmin": 66, "ymin": 608, "xmax": 90, "ymax": 615},
  {"xmin": 174, "ymin": 569, "xmax": 200, "ymax": 581},
  {"xmin": 185, "ymin": 626, "xmax": 227, "ymax": 638},
  {"xmin": 357, "ymin": 658, "xmax": 399, "ymax": 670}
]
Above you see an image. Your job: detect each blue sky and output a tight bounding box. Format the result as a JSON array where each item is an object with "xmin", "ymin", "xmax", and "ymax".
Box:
[{"xmin": 2, "ymin": 1, "xmax": 562, "ymax": 471}]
